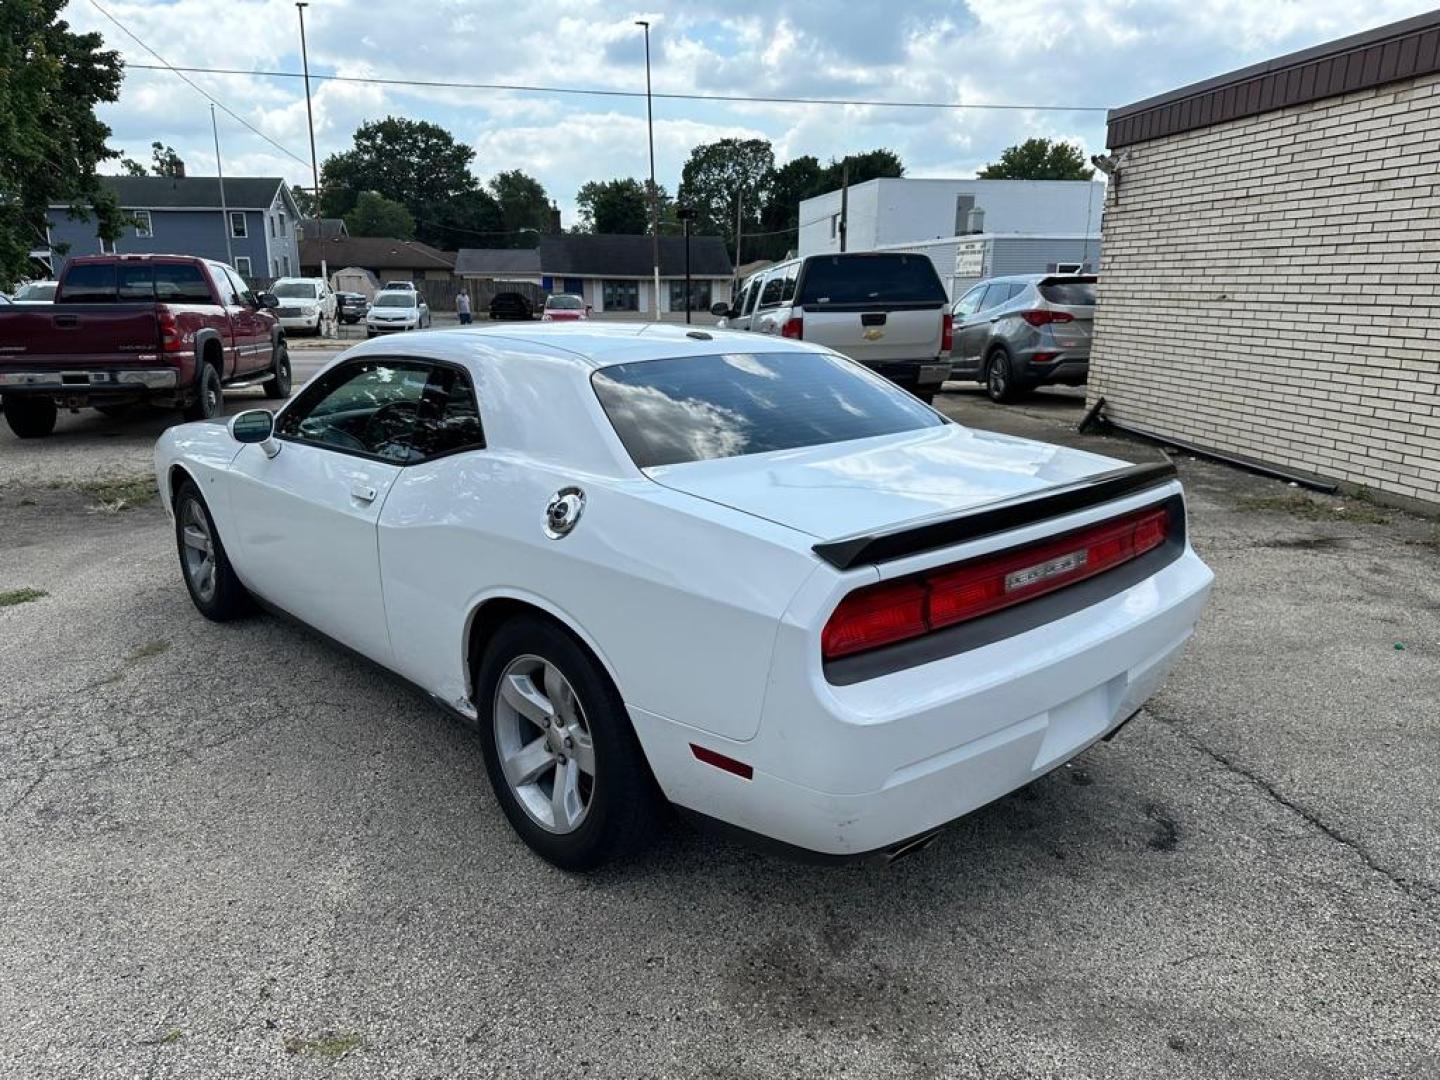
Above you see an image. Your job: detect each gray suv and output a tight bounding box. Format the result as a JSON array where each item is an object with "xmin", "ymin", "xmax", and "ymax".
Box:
[{"xmin": 949, "ymin": 274, "xmax": 1096, "ymax": 403}]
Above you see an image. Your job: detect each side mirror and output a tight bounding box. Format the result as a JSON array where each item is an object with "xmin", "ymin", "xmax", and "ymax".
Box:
[
  {"xmin": 229, "ymin": 409, "xmax": 280, "ymax": 458},
  {"xmin": 256, "ymin": 292, "xmax": 279, "ymax": 309},
  {"xmin": 710, "ymin": 302, "xmax": 731, "ymax": 318}
]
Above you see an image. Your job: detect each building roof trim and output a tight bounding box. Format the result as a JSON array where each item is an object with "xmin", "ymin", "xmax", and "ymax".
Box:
[{"xmin": 1107, "ymin": 10, "xmax": 1440, "ymax": 148}]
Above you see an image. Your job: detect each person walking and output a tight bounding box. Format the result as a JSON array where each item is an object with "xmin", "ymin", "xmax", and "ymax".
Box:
[{"xmin": 456, "ymin": 291, "xmax": 472, "ymax": 325}]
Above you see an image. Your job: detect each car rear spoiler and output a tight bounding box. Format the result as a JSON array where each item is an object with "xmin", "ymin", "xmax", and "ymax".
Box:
[{"xmin": 812, "ymin": 459, "xmax": 1178, "ymax": 570}]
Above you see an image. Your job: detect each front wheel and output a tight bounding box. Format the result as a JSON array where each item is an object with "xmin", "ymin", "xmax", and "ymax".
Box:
[
  {"xmin": 475, "ymin": 615, "xmax": 664, "ymax": 871},
  {"xmin": 173, "ymin": 480, "xmax": 250, "ymax": 621},
  {"xmin": 263, "ymin": 344, "xmax": 291, "ymax": 399},
  {"xmin": 985, "ymin": 350, "xmax": 1021, "ymax": 404},
  {"xmin": 2, "ymin": 396, "xmax": 58, "ymax": 438}
]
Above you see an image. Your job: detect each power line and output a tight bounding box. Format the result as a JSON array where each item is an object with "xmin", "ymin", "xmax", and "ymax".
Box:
[
  {"xmin": 88, "ymin": 0, "xmax": 311, "ymax": 168},
  {"xmin": 126, "ymin": 63, "xmax": 1113, "ymax": 113}
]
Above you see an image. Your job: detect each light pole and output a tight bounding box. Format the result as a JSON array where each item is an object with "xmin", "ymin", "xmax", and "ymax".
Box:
[
  {"xmin": 210, "ymin": 105, "xmax": 234, "ymax": 270},
  {"xmin": 296, "ymin": 3, "xmax": 325, "ymax": 287},
  {"xmin": 635, "ymin": 20, "xmax": 660, "ymax": 320},
  {"xmin": 677, "ymin": 205, "xmax": 696, "ymax": 324}
]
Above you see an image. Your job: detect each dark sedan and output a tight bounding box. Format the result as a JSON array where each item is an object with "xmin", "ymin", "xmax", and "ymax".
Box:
[{"xmin": 488, "ymin": 292, "xmax": 534, "ymax": 321}]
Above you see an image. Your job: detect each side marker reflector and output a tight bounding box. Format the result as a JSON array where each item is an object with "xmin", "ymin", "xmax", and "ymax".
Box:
[{"xmin": 690, "ymin": 743, "xmax": 754, "ymax": 780}]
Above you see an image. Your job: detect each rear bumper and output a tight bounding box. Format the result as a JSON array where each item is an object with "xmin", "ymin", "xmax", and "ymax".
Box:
[
  {"xmin": 863, "ymin": 359, "xmax": 950, "ymax": 388},
  {"xmin": 1022, "ymin": 354, "xmax": 1089, "ymax": 386},
  {"xmin": 633, "ymin": 539, "xmax": 1213, "ymax": 858},
  {"xmin": 0, "ymin": 368, "xmax": 179, "ymax": 393}
]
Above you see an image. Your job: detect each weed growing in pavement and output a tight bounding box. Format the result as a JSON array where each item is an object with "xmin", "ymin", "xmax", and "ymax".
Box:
[
  {"xmin": 45, "ymin": 473, "xmax": 158, "ymax": 513},
  {"xmin": 1238, "ymin": 493, "xmax": 1390, "ymax": 525},
  {"xmin": 282, "ymin": 1032, "xmax": 364, "ymax": 1059},
  {"xmin": 0, "ymin": 587, "xmax": 47, "ymax": 608}
]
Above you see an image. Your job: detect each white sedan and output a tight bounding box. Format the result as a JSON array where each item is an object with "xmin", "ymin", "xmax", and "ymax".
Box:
[
  {"xmin": 366, "ymin": 291, "xmax": 430, "ymax": 335},
  {"xmin": 154, "ymin": 325, "xmax": 1213, "ymax": 870}
]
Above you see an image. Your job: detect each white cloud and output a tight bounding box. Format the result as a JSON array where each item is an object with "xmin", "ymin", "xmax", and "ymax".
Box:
[{"xmin": 70, "ymin": 0, "xmax": 1438, "ymax": 230}]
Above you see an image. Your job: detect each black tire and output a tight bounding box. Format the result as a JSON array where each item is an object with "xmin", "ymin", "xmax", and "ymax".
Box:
[
  {"xmin": 474, "ymin": 614, "xmax": 664, "ymax": 871},
  {"xmin": 173, "ymin": 479, "xmax": 251, "ymax": 621},
  {"xmin": 263, "ymin": 343, "xmax": 292, "ymax": 399},
  {"xmin": 183, "ymin": 362, "xmax": 223, "ymax": 421},
  {"xmin": 2, "ymin": 396, "xmax": 58, "ymax": 438},
  {"xmin": 985, "ymin": 349, "xmax": 1021, "ymax": 404}
]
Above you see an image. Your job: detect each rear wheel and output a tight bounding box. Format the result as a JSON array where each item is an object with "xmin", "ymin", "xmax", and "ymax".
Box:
[
  {"xmin": 173, "ymin": 480, "xmax": 250, "ymax": 621},
  {"xmin": 985, "ymin": 349, "xmax": 1021, "ymax": 404},
  {"xmin": 475, "ymin": 615, "xmax": 664, "ymax": 871},
  {"xmin": 183, "ymin": 362, "xmax": 223, "ymax": 421},
  {"xmin": 263, "ymin": 344, "xmax": 292, "ymax": 399},
  {"xmin": 2, "ymin": 396, "xmax": 58, "ymax": 438}
]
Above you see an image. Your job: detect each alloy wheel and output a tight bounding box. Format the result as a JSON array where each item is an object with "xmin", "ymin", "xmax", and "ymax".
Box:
[
  {"xmin": 492, "ymin": 654, "xmax": 596, "ymax": 834},
  {"xmin": 988, "ymin": 356, "xmax": 1007, "ymax": 399},
  {"xmin": 180, "ymin": 498, "xmax": 217, "ymax": 602}
]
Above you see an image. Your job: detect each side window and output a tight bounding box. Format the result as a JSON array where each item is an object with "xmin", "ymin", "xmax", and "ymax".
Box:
[
  {"xmin": 225, "ymin": 268, "xmax": 255, "ymax": 306},
  {"xmin": 277, "ymin": 360, "xmax": 482, "ymax": 464},
  {"xmin": 953, "ymin": 285, "xmax": 986, "ymax": 319},
  {"xmin": 977, "ymin": 284, "xmax": 1010, "ymax": 311},
  {"xmin": 758, "ymin": 273, "xmax": 785, "ymax": 308},
  {"xmin": 741, "ymin": 279, "xmax": 761, "ymax": 316},
  {"xmin": 780, "ymin": 265, "xmax": 798, "ymax": 302}
]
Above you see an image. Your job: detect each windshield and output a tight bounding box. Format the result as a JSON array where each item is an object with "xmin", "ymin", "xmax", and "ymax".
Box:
[
  {"xmin": 273, "ymin": 282, "xmax": 320, "ymax": 299},
  {"xmin": 796, "ymin": 254, "xmax": 946, "ymax": 308},
  {"xmin": 546, "ymin": 295, "xmax": 584, "ymax": 310},
  {"xmin": 15, "ymin": 282, "xmax": 57, "ymax": 301},
  {"xmin": 592, "ymin": 351, "xmax": 944, "ymax": 468},
  {"xmin": 374, "ymin": 294, "xmax": 414, "ymax": 308}
]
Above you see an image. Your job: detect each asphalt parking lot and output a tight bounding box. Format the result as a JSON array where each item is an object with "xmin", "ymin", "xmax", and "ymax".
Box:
[{"xmin": 2, "ymin": 366, "xmax": 1438, "ymax": 1078}]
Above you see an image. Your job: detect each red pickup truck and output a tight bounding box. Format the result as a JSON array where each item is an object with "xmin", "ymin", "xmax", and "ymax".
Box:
[{"xmin": 0, "ymin": 254, "xmax": 291, "ymax": 438}]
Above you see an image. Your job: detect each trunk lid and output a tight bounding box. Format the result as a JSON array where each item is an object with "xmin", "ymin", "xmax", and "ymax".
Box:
[
  {"xmin": 646, "ymin": 425, "xmax": 1125, "ymax": 541},
  {"xmin": 800, "ymin": 306, "xmax": 945, "ymax": 362}
]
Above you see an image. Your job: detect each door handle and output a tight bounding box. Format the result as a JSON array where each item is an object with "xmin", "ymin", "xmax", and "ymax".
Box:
[{"xmin": 350, "ymin": 483, "xmax": 378, "ymax": 504}]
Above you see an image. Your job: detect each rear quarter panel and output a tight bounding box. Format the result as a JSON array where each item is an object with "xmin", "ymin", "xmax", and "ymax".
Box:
[{"xmin": 377, "ymin": 453, "xmax": 821, "ymax": 741}]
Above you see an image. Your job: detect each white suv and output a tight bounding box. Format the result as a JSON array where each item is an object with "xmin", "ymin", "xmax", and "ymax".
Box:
[
  {"xmin": 713, "ymin": 252, "xmax": 952, "ymax": 402},
  {"xmin": 270, "ymin": 277, "xmax": 336, "ymax": 336}
]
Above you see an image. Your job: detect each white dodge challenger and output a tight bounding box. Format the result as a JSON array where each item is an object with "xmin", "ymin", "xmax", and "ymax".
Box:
[{"xmin": 154, "ymin": 324, "xmax": 1213, "ymax": 870}]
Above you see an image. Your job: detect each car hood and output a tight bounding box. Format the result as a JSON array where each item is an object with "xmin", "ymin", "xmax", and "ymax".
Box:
[{"xmin": 645, "ymin": 424, "xmax": 1126, "ymax": 541}]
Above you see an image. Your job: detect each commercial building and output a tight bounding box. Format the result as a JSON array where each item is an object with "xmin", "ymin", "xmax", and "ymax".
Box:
[
  {"xmin": 43, "ymin": 175, "xmax": 302, "ymax": 281},
  {"xmin": 1089, "ymin": 10, "xmax": 1440, "ymax": 506},
  {"xmin": 455, "ymin": 234, "xmax": 733, "ymax": 315},
  {"xmin": 298, "ymin": 235, "xmax": 456, "ymax": 284},
  {"xmin": 797, "ymin": 178, "xmax": 1104, "ymax": 298}
]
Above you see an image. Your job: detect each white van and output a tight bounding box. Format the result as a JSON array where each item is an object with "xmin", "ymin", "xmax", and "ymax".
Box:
[{"xmin": 713, "ymin": 252, "xmax": 952, "ymax": 401}]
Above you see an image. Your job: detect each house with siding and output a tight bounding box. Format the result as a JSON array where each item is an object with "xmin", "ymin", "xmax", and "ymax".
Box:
[
  {"xmin": 455, "ymin": 234, "xmax": 734, "ymax": 315},
  {"xmin": 44, "ymin": 176, "xmax": 302, "ymax": 281},
  {"xmin": 1089, "ymin": 9, "xmax": 1440, "ymax": 508}
]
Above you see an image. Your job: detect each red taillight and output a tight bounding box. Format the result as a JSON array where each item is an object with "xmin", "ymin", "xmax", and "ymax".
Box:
[
  {"xmin": 690, "ymin": 743, "xmax": 754, "ymax": 780},
  {"xmin": 781, "ymin": 316, "xmax": 803, "ymax": 339},
  {"xmin": 941, "ymin": 312, "xmax": 953, "ymax": 352},
  {"xmin": 1020, "ymin": 310, "xmax": 1074, "ymax": 327},
  {"xmin": 1029, "ymin": 352, "xmax": 1059, "ymax": 364},
  {"xmin": 157, "ymin": 306, "xmax": 182, "ymax": 352},
  {"xmin": 821, "ymin": 505, "xmax": 1171, "ymax": 660}
]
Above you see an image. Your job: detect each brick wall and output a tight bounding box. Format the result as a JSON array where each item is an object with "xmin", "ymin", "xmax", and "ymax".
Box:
[{"xmin": 1089, "ymin": 72, "xmax": 1440, "ymax": 504}]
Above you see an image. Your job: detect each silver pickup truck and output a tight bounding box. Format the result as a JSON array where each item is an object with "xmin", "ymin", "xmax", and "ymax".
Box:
[{"xmin": 712, "ymin": 252, "xmax": 953, "ymax": 403}]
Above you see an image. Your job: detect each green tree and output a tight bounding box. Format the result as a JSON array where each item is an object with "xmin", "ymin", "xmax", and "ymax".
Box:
[
  {"xmin": 677, "ymin": 138, "xmax": 775, "ymax": 261},
  {"xmin": 822, "ymin": 148, "xmax": 904, "ymax": 188},
  {"xmin": 149, "ymin": 141, "xmax": 183, "ymax": 177},
  {"xmin": 488, "ymin": 170, "xmax": 551, "ymax": 247},
  {"xmin": 977, "ymin": 138, "xmax": 1093, "ymax": 181},
  {"xmin": 291, "ymin": 185, "xmax": 318, "ymax": 217},
  {"xmin": 756, "ymin": 155, "xmax": 826, "ymax": 261},
  {"xmin": 118, "ymin": 154, "xmax": 147, "ymax": 177},
  {"xmin": 343, "ymin": 191, "xmax": 415, "ymax": 239},
  {"xmin": 0, "ymin": 0, "xmax": 125, "ymax": 288},
  {"xmin": 425, "ymin": 188, "xmax": 503, "ymax": 251},
  {"xmin": 575, "ymin": 177, "xmax": 650, "ymax": 234},
  {"xmin": 318, "ymin": 117, "xmax": 481, "ymax": 247}
]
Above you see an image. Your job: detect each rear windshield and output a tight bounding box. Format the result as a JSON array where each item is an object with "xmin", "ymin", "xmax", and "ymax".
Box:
[
  {"xmin": 1038, "ymin": 280, "xmax": 1097, "ymax": 306},
  {"xmin": 60, "ymin": 263, "xmax": 211, "ymax": 303},
  {"xmin": 592, "ymin": 351, "xmax": 944, "ymax": 469},
  {"xmin": 796, "ymin": 254, "xmax": 947, "ymax": 308}
]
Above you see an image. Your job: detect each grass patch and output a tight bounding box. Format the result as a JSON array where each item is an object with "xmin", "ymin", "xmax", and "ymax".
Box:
[
  {"xmin": 125, "ymin": 639, "xmax": 171, "ymax": 663},
  {"xmin": 139, "ymin": 1028, "xmax": 183, "ymax": 1046},
  {"xmin": 283, "ymin": 1032, "xmax": 364, "ymax": 1059},
  {"xmin": 0, "ymin": 588, "xmax": 47, "ymax": 608},
  {"xmin": 47, "ymin": 473, "xmax": 158, "ymax": 513},
  {"xmin": 1238, "ymin": 493, "xmax": 1389, "ymax": 525}
]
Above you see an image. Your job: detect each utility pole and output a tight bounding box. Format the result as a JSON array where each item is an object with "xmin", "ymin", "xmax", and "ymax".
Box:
[
  {"xmin": 636, "ymin": 20, "xmax": 660, "ymax": 320},
  {"xmin": 734, "ymin": 187, "xmax": 743, "ymax": 280},
  {"xmin": 211, "ymin": 105, "xmax": 234, "ymax": 270},
  {"xmin": 838, "ymin": 161, "xmax": 849, "ymax": 253},
  {"xmin": 677, "ymin": 205, "xmax": 696, "ymax": 324},
  {"xmin": 296, "ymin": 2, "xmax": 326, "ymax": 288}
]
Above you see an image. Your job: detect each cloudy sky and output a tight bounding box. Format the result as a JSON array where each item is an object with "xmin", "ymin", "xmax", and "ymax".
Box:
[{"xmin": 68, "ymin": 0, "xmax": 1434, "ymax": 226}]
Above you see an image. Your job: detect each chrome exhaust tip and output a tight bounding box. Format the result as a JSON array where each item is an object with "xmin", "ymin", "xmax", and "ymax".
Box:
[{"xmin": 884, "ymin": 831, "xmax": 940, "ymax": 865}]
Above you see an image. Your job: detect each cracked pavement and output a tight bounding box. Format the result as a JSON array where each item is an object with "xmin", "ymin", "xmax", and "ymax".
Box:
[{"xmin": 1, "ymin": 383, "xmax": 1437, "ymax": 1078}]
